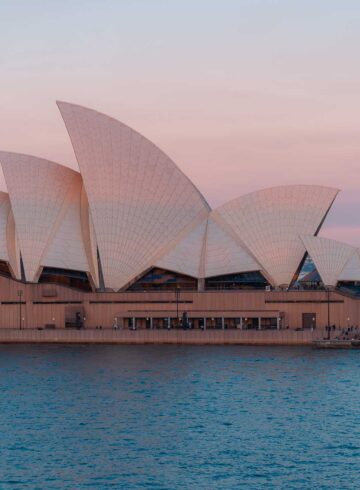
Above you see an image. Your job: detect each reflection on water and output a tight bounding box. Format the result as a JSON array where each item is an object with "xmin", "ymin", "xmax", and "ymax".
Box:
[{"xmin": 0, "ymin": 345, "xmax": 359, "ymax": 489}]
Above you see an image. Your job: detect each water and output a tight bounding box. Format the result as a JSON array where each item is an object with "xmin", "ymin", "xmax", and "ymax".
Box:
[{"xmin": 0, "ymin": 345, "xmax": 359, "ymax": 490}]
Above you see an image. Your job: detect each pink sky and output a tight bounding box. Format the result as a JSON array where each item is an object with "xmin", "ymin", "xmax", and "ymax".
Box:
[{"xmin": 1, "ymin": 1, "xmax": 360, "ymax": 244}]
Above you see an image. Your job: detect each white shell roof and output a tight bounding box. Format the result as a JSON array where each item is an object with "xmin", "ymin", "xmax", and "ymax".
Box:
[
  {"xmin": 0, "ymin": 152, "xmax": 93, "ymax": 282},
  {"xmin": 6, "ymin": 209, "xmax": 21, "ymax": 279},
  {"xmin": 0, "ymin": 104, "xmax": 348, "ymax": 290},
  {"xmin": 0, "ymin": 192, "xmax": 20, "ymax": 278},
  {"xmin": 301, "ymin": 235, "xmax": 355, "ymax": 287},
  {"xmin": 58, "ymin": 101, "xmax": 210, "ymax": 290},
  {"xmin": 40, "ymin": 173, "xmax": 92, "ymax": 275},
  {"xmin": 0, "ymin": 192, "xmax": 11, "ymax": 264},
  {"xmin": 156, "ymin": 220, "xmax": 207, "ymax": 278},
  {"xmin": 155, "ymin": 214, "xmax": 263, "ymax": 280},
  {"xmin": 338, "ymin": 250, "xmax": 360, "ymax": 282},
  {"xmin": 80, "ymin": 187, "xmax": 99, "ymax": 288},
  {"xmin": 213, "ymin": 185, "xmax": 339, "ymax": 286},
  {"xmin": 204, "ymin": 216, "xmax": 261, "ymax": 278}
]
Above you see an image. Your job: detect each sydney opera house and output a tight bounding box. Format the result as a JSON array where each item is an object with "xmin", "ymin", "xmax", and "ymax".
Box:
[{"xmin": 0, "ymin": 101, "xmax": 359, "ymax": 335}]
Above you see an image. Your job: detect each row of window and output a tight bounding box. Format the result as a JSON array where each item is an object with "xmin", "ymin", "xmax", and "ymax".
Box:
[{"xmin": 0, "ymin": 260, "xmax": 358, "ymax": 294}]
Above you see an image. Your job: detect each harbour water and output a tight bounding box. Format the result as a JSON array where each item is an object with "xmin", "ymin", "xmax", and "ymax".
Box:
[{"xmin": 0, "ymin": 345, "xmax": 359, "ymax": 489}]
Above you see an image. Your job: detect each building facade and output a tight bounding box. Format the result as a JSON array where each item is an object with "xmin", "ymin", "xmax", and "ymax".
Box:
[{"xmin": 0, "ymin": 102, "xmax": 358, "ymax": 332}]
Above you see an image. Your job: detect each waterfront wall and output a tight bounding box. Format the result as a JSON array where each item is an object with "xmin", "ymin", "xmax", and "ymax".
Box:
[
  {"xmin": 0, "ymin": 328, "xmax": 324, "ymax": 345},
  {"xmin": 0, "ymin": 275, "xmax": 358, "ymax": 332}
]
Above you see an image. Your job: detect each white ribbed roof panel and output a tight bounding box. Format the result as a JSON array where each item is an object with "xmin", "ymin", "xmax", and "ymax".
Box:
[
  {"xmin": 6, "ymin": 209, "xmax": 21, "ymax": 279},
  {"xmin": 58, "ymin": 102, "xmax": 210, "ymax": 290},
  {"xmin": 338, "ymin": 250, "xmax": 360, "ymax": 282},
  {"xmin": 80, "ymin": 186, "xmax": 99, "ymax": 288},
  {"xmin": 0, "ymin": 152, "xmax": 92, "ymax": 282},
  {"xmin": 0, "ymin": 191, "xmax": 20, "ymax": 278},
  {"xmin": 213, "ymin": 185, "xmax": 338, "ymax": 286},
  {"xmin": 0, "ymin": 192, "xmax": 10, "ymax": 263},
  {"xmin": 204, "ymin": 217, "xmax": 261, "ymax": 278},
  {"xmin": 156, "ymin": 220, "xmax": 207, "ymax": 278},
  {"xmin": 40, "ymin": 173, "xmax": 91, "ymax": 274},
  {"xmin": 301, "ymin": 235, "xmax": 354, "ymax": 287}
]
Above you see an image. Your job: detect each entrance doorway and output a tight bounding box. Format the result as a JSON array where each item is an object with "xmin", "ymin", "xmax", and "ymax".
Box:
[{"xmin": 302, "ymin": 313, "xmax": 316, "ymax": 329}]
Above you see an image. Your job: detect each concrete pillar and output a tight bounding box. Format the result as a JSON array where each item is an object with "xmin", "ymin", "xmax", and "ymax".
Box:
[
  {"xmin": 221, "ymin": 317, "xmax": 225, "ymax": 330},
  {"xmin": 239, "ymin": 317, "xmax": 243, "ymax": 330},
  {"xmin": 258, "ymin": 317, "xmax": 262, "ymax": 330},
  {"xmin": 133, "ymin": 317, "xmax": 136, "ymax": 330},
  {"xmin": 167, "ymin": 317, "xmax": 171, "ymax": 329},
  {"xmin": 150, "ymin": 317, "xmax": 153, "ymax": 329},
  {"xmin": 277, "ymin": 316, "xmax": 280, "ymax": 330},
  {"xmin": 204, "ymin": 317, "xmax": 206, "ymax": 330}
]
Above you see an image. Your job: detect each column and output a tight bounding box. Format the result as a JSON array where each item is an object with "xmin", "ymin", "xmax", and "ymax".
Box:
[
  {"xmin": 258, "ymin": 317, "xmax": 262, "ymax": 330},
  {"xmin": 221, "ymin": 317, "xmax": 225, "ymax": 330}
]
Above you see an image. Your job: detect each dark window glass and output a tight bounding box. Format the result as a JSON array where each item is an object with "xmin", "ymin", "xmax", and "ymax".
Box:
[
  {"xmin": 127, "ymin": 268, "xmax": 197, "ymax": 291},
  {"xmin": 0, "ymin": 260, "xmax": 11, "ymax": 278},
  {"xmin": 205, "ymin": 271, "xmax": 268, "ymax": 290},
  {"xmin": 39, "ymin": 267, "xmax": 92, "ymax": 292},
  {"xmin": 292, "ymin": 254, "xmax": 324, "ymax": 290},
  {"xmin": 337, "ymin": 281, "xmax": 360, "ymax": 296}
]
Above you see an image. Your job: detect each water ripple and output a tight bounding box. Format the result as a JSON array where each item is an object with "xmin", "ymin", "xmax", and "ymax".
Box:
[{"xmin": 0, "ymin": 345, "xmax": 359, "ymax": 489}]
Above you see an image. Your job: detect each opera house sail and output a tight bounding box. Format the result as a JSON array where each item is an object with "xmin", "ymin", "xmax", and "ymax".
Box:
[{"xmin": 0, "ymin": 101, "xmax": 358, "ymax": 334}]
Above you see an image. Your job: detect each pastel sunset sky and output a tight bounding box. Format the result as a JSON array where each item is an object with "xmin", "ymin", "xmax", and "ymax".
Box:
[{"xmin": 1, "ymin": 0, "xmax": 360, "ymax": 243}]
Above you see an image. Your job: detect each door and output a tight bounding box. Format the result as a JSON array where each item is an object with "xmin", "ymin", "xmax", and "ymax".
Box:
[{"xmin": 302, "ymin": 313, "xmax": 316, "ymax": 329}]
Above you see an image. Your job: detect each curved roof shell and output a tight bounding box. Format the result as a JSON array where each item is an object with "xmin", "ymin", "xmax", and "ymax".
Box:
[
  {"xmin": 0, "ymin": 152, "xmax": 95, "ymax": 283},
  {"xmin": 212, "ymin": 185, "xmax": 339, "ymax": 286},
  {"xmin": 204, "ymin": 216, "xmax": 261, "ymax": 278},
  {"xmin": 40, "ymin": 176, "xmax": 96, "ymax": 278},
  {"xmin": 155, "ymin": 214, "xmax": 262, "ymax": 279},
  {"xmin": 0, "ymin": 103, "xmax": 348, "ymax": 291},
  {"xmin": 338, "ymin": 250, "xmax": 360, "ymax": 282},
  {"xmin": 58, "ymin": 101, "xmax": 210, "ymax": 290},
  {"xmin": 0, "ymin": 191, "xmax": 12, "ymax": 264},
  {"xmin": 156, "ymin": 220, "xmax": 207, "ymax": 278},
  {"xmin": 0, "ymin": 191, "xmax": 20, "ymax": 278},
  {"xmin": 301, "ymin": 235, "xmax": 355, "ymax": 287}
]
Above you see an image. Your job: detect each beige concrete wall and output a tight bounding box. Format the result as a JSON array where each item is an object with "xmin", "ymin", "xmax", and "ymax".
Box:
[
  {"xmin": 0, "ymin": 275, "xmax": 358, "ymax": 331},
  {"xmin": 0, "ymin": 328, "xmax": 323, "ymax": 345}
]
